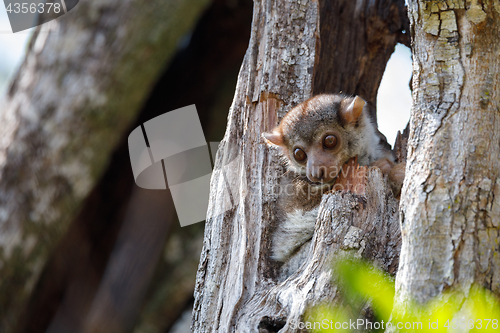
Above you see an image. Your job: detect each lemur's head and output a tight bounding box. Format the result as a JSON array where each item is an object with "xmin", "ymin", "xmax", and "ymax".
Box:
[{"xmin": 263, "ymin": 94, "xmax": 368, "ymax": 184}]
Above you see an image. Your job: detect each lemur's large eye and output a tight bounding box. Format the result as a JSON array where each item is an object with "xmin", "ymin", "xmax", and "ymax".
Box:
[
  {"xmin": 323, "ymin": 135, "xmax": 337, "ymax": 149},
  {"xmin": 293, "ymin": 148, "xmax": 306, "ymax": 162}
]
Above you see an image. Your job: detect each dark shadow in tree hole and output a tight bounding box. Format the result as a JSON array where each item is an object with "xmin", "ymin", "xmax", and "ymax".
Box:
[{"xmin": 258, "ymin": 316, "xmax": 287, "ymax": 333}]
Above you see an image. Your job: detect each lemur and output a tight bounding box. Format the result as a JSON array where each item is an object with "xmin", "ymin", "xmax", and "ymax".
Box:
[{"xmin": 263, "ymin": 94, "xmax": 405, "ymax": 262}]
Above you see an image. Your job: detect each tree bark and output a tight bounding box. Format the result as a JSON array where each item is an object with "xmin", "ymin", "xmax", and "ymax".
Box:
[
  {"xmin": 0, "ymin": 0, "xmax": 210, "ymax": 330},
  {"xmin": 394, "ymin": 0, "xmax": 500, "ymax": 311},
  {"xmin": 192, "ymin": 0, "xmax": 408, "ymax": 331}
]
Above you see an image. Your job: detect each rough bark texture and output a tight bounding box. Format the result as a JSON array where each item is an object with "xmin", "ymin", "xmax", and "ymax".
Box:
[
  {"xmin": 192, "ymin": 0, "xmax": 409, "ymax": 331},
  {"xmin": 0, "ymin": 0, "xmax": 210, "ymax": 330},
  {"xmin": 395, "ymin": 0, "xmax": 500, "ymax": 311}
]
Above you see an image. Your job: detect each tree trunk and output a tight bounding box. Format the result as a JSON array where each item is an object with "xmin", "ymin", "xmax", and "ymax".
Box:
[
  {"xmin": 0, "ymin": 0, "xmax": 210, "ymax": 330},
  {"xmin": 192, "ymin": 0, "xmax": 408, "ymax": 331},
  {"xmin": 394, "ymin": 0, "xmax": 500, "ymax": 311}
]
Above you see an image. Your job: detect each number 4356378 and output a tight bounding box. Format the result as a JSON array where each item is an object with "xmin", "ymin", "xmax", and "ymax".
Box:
[{"xmin": 6, "ymin": 2, "xmax": 62, "ymax": 14}]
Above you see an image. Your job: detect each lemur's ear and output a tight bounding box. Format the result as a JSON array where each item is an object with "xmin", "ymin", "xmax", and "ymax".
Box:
[
  {"xmin": 262, "ymin": 130, "xmax": 284, "ymax": 146},
  {"xmin": 341, "ymin": 96, "xmax": 365, "ymax": 124}
]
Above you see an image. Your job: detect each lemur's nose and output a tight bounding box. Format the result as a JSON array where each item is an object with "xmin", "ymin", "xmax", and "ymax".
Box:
[{"xmin": 309, "ymin": 166, "xmax": 325, "ymax": 182}]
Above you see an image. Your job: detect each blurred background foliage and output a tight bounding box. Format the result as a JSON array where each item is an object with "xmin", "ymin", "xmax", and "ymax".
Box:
[{"xmin": 307, "ymin": 257, "xmax": 500, "ymax": 333}]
